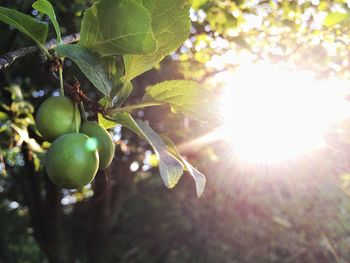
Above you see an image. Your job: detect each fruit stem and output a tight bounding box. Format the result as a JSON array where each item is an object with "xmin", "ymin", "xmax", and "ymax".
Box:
[
  {"xmin": 59, "ymin": 62, "xmax": 64, "ymax": 96},
  {"xmin": 79, "ymin": 102, "xmax": 88, "ymax": 122},
  {"xmin": 75, "ymin": 103, "xmax": 79, "ymax": 133}
]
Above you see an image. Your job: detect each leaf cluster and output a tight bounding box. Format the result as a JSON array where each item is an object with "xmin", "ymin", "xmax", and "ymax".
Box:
[{"xmin": 0, "ymin": 0, "xmax": 217, "ymax": 196}]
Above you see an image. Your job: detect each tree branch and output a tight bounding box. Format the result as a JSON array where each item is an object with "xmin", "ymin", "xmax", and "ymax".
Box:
[
  {"xmin": 0, "ymin": 33, "xmax": 80, "ymax": 70},
  {"xmin": 48, "ymin": 74, "xmax": 107, "ymax": 115},
  {"xmin": 49, "ymin": 73, "xmax": 162, "ymax": 118}
]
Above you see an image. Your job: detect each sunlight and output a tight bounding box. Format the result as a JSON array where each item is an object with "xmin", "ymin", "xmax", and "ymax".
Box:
[{"xmin": 217, "ymin": 61, "xmax": 350, "ymax": 163}]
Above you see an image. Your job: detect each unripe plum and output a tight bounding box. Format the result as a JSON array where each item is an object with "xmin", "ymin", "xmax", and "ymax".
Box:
[
  {"xmin": 36, "ymin": 96, "xmax": 80, "ymax": 141},
  {"xmin": 80, "ymin": 121, "xmax": 115, "ymax": 170},
  {"xmin": 45, "ymin": 133, "xmax": 99, "ymax": 189}
]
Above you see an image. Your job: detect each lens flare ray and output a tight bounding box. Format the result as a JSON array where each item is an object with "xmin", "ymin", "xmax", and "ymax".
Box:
[{"xmin": 217, "ymin": 61, "xmax": 350, "ymax": 162}]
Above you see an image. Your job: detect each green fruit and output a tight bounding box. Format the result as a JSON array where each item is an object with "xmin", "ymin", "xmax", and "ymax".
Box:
[
  {"xmin": 36, "ymin": 96, "xmax": 80, "ymax": 141},
  {"xmin": 80, "ymin": 121, "xmax": 115, "ymax": 170},
  {"xmin": 45, "ymin": 133, "xmax": 99, "ymax": 189}
]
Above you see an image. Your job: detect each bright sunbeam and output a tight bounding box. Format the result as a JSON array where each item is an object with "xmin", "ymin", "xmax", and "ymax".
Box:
[{"xmin": 217, "ymin": 61, "xmax": 350, "ymax": 163}]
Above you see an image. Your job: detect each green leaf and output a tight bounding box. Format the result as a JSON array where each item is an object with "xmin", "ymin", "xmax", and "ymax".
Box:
[
  {"xmin": 192, "ymin": 0, "xmax": 208, "ymax": 10},
  {"xmin": 98, "ymin": 114, "xmax": 119, "ymax": 130},
  {"xmin": 182, "ymin": 159, "xmax": 206, "ymax": 197},
  {"xmin": 99, "ymin": 112, "xmax": 143, "ymax": 136},
  {"xmin": 324, "ymin": 12, "xmax": 349, "ymax": 27},
  {"xmin": 105, "ymin": 112, "xmax": 184, "ymax": 188},
  {"xmin": 144, "ymin": 80, "xmax": 219, "ymax": 123},
  {"xmin": 115, "ymin": 81, "xmax": 133, "ymax": 107},
  {"xmin": 55, "ymin": 45, "xmax": 113, "ymax": 96},
  {"xmin": 0, "ymin": 6, "xmax": 48, "ymax": 47},
  {"xmin": 112, "ymin": 112, "xmax": 144, "ymax": 138},
  {"xmin": 97, "ymin": 98, "xmax": 117, "ymax": 129},
  {"xmin": 163, "ymin": 136, "xmax": 206, "ymax": 197},
  {"xmin": 135, "ymin": 120, "xmax": 184, "ymax": 188},
  {"xmin": 100, "ymin": 112, "xmax": 204, "ymax": 195},
  {"xmin": 5, "ymin": 85, "xmax": 24, "ymax": 102},
  {"xmin": 79, "ymin": 0, "xmax": 157, "ymax": 56},
  {"xmin": 124, "ymin": 0, "xmax": 191, "ymax": 80},
  {"xmin": 33, "ymin": 0, "xmax": 61, "ymax": 42}
]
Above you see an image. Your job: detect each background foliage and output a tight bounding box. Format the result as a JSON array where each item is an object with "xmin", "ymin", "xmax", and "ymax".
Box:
[{"xmin": 1, "ymin": 0, "xmax": 350, "ymax": 262}]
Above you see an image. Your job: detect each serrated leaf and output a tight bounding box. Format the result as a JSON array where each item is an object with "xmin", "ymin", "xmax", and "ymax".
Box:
[
  {"xmin": 55, "ymin": 45, "xmax": 113, "ymax": 96},
  {"xmin": 144, "ymin": 80, "xmax": 219, "ymax": 123},
  {"xmin": 33, "ymin": 0, "xmax": 61, "ymax": 42},
  {"xmin": 0, "ymin": 6, "xmax": 48, "ymax": 47},
  {"xmin": 103, "ymin": 112, "xmax": 204, "ymax": 195},
  {"xmin": 79, "ymin": 0, "xmax": 157, "ymax": 56},
  {"xmin": 124, "ymin": 0, "xmax": 191, "ymax": 80},
  {"xmin": 106, "ymin": 112, "xmax": 184, "ymax": 188},
  {"xmin": 324, "ymin": 12, "xmax": 349, "ymax": 27},
  {"xmin": 135, "ymin": 120, "xmax": 184, "ymax": 188},
  {"xmin": 163, "ymin": 136, "xmax": 206, "ymax": 197}
]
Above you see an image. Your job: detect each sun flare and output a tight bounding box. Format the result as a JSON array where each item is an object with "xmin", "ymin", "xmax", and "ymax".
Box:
[{"xmin": 217, "ymin": 61, "xmax": 350, "ymax": 163}]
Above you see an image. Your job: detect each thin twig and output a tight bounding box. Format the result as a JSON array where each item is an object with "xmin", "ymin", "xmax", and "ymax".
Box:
[
  {"xmin": 54, "ymin": 75, "xmax": 116, "ymax": 122},
  {"xmin": 48, "ymin": 74, "xmax": 106, "ymax": 114},
  {"xmin": 49, "ymin": 73, "xmax": 163, "ymax": 118},
  {"xmin": 0, "ymin": 33, "xmax": 80, "ymax": 70},
  {"xmin": 105, "ymin": 102, "xmax": 162, "ymax": 115}
]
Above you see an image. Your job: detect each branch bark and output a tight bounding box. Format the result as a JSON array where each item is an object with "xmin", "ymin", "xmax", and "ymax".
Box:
[{"xmin": 0, "ymin": 33, "xmax": 80, "ymax": 70}]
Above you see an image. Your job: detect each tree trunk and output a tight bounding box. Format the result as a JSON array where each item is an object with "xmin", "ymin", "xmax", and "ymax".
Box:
[
  {"xmin": 19, "ymin": 143, "xmax": 69, "ymax": 263},
  {"xmin": 87, "ymin": 170, "xmax": 112, "ymax": 263}
]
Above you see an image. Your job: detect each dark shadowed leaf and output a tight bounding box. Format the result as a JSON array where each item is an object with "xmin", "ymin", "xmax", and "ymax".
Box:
[
  {"xmin": 114, "ymin": 81, "xmax": 133, "ymax": 107},
  {"xmin": 32, "ymin": 0, "xmax": 61, "ymax": 42},
  {"xmin": 0, "ymin": 7, "xmax": 48, "ymax": 47},
  {"xmin": 55, "ymin": 44, "xmax": 113, "ymax": 96}
]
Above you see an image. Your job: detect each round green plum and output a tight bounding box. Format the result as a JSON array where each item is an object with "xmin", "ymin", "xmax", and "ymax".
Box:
[
  {"xmin": 45, "ymin": 133, "xmax": 99, "ymax": 189},
  {"xmin": 80, "ymin": 121, "xmax": 115, "ymax": 170},
  {"xmin": 36, "ymin": 96, "xmax": 80, "ymax": 141}
]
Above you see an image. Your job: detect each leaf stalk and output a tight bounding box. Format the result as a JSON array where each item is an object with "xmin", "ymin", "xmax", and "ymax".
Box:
[{"xmin": 106, "ymin": 102, "xmax": 162, "ymax": 115}]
